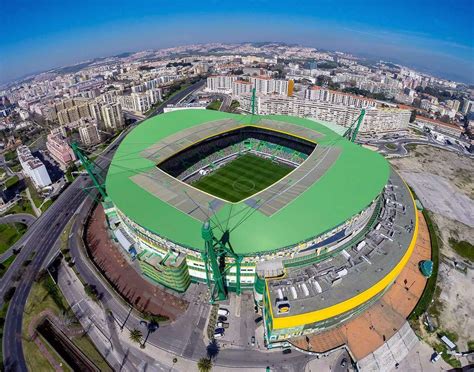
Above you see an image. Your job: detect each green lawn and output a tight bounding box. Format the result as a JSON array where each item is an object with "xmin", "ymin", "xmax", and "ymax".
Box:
[
  {"xmin": 448, "ymin": 238, "xmax": 474, "ymax": 262},
  {"xmin": 192, "ymin": 154, "xmax": 293, "ymax": 202},
  {"xmin": 384, "ymin": 143, "xmax": 397, "ymax": 150},
  {"xmin": 26, "ymin": 180, "xmax": 44, "ymax": 208},
  {"xmin": 0, "ymin": 223, "xmax": 27, "ymax": 254},
  {"xmin": 409, "ymin": 209, "xmax": 440, "ymax": 320},
  {"xmin": 4, "ymin": 175, "xmax": 19, "ymax": 188},
  {"xmin": 23, "ymin": 274, "xmax": 112, "ymax": 372},
  {"xmin": 5, "ymin": 196, "xmax": 34, "ymax": 216},
  {"xmin": 40, "ymin": 199, "xmax": 53, "ymax": 212},
  {"xmin": 206, "ymin": 100, "xmax": 222, "ymax": 111}
]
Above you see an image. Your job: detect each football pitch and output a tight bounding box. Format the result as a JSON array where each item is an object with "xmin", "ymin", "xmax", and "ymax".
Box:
[{"xmin": 191, "ymin": 153, "xmax": 293, "ymax": 202}]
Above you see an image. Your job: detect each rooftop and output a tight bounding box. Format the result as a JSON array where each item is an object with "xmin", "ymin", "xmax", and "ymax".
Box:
[
  {"xmin": 267, "ymin": 169, "xmax": 417, "ymax": 327},
  {"xmin": 106, "ymin": 110, "xmax": 389, "ymax": 255}
]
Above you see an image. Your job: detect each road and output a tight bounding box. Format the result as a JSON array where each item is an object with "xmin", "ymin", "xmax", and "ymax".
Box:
[
  {"xmin": 150, "ymin": 79, "xmax": 206, "ymax": 117},
  {"xmin": 362, "ymin": 134, "xmax": 473, "ymax": 158},
  {"xmin": 0, "ymin": 125, "xmax": 132, "ymax": 372},
  {"xmin": 64, "ymin": 201, "xmax": 314, "ymax": 370},
  {"xmin": 1, "ymin": 80, "xmax": 208, "ymax": 372},
  {"xmin": 0, "ymin": 213, "xmax": 36, "ymax": 262},
  {"xmin": 1, "ymin": 76, "xmax": 317, "ymax": 371}
]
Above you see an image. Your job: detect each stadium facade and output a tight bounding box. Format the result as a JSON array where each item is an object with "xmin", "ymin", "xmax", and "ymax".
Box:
[{"xmin": 104, "ymin": 110, "xmax": 417, "ymax": 347}]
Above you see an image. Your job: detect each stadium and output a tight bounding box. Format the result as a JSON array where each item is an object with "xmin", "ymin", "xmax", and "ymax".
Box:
[{"xmin": 104, "ymin": 109, "xmax": 418, "ymax": 346}]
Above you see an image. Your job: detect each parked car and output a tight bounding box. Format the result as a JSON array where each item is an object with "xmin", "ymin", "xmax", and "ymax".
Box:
[
  {"xmin": 218, "ymin": 316, "xmax": 227, "ymax": 322},
  {"xmin": 282, "ymin": 348, "xmax": 292, "ymax": 355},
  {"xmin": 255, "ymin": 316, "xmax": 263, "ymax": 324},
  {"xmin": 251, "ymin": 336, "xmax": 255, "ymax": 346},
  {"xmin": 215, "ymin": 327, "xmax": 225, "ymax": 334},
  {"xmin": 213, "ymin": 332, "xmax": 224, "ymax": 338},
  {"xmin": 431, "ymin": 352, "xmax": 442, "ymax": 363},
  {"xmin": 218, "ymin": 308, "xmax": 229, "ymax": 316}
]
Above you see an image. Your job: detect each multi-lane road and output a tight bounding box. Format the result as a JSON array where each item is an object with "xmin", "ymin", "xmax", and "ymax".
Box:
[{"xmin": 1, "ymin": 79, "xmax": 207, "ymax": 372}]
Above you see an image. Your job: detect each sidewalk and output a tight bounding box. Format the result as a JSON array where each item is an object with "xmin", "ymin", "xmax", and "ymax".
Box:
[
  {"xmin": 58, "ymin": 260, "xmax": 200, "ymax": 371},
  {"xmin": 25, "ymin": 187, "xmax": 42, "ymax": 217}
]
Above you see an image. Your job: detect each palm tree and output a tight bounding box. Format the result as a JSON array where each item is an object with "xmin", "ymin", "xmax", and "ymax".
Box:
[
  {"xmin": 197, "ymin": 357, "xmax": 212, "ymax": 372},
  {"xmin": 129, "ymin": 329, "xmax": 143, "ymax": 344}
]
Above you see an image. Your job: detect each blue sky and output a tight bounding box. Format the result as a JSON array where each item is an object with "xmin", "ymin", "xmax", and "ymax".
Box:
[{"xmin": 1, "ymin": 0, "xmax": 473, "ymax": 84}]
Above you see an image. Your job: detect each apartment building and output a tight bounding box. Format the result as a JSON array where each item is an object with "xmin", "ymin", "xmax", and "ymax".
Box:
[
  {"xmin": 239, "ymin": 94, "xmax": 410, "ymax": 135},
  {"xmin": 101, "ymin": 102, "xmax": 124, "ymax": 131},
  {"xmin": 305, "ymin": 86, "xmax": 378, "ymax": 108},
  {"xmin": 249, "ymin": 77, "xmax": 294, "ymax": 96},
  {"xmin": 78, "ymin": 120, "xmax": 102, "ymax": 146},
  {"xmin": 117, "ymin": 88, "xmax": 161, "ymax": 113},
  {"xmin": 16, "ymin": 145, "xmax": 51, "ymax": 188},
  {"xmin": 206, "ymin": 75, "xmax": 237, "ymax": 93},
  {"xmin": 232, "ymin": 80, "xmax": 253, "ymax": 96},
  {"xmin": 414, "ymin": 116, "xmax": 464, "ymax": 138},
  {"xmin": 46, "ymin": 129, "xmax": 76, "ymax": 169}
]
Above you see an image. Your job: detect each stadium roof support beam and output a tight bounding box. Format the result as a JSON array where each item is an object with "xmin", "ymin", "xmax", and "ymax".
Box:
[
  {"xmin": 344, "ymin": 109, "xmax": 365, "ymax": 142},
  {"xmin": 201, "ymin": 222, "xmax": 243, "ymax": 303},
  {"xmin": 71, "ymin": 142, "xmax": 108, "ymax": 200}
]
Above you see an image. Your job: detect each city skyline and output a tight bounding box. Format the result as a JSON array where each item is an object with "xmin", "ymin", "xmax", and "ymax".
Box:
[{"xmin": 2, "ymin": 0, "xmax": 473, "ymax": 84}]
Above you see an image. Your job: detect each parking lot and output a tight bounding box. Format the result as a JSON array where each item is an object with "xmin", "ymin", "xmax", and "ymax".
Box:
[{"xmin": 214, "ymin": 292, "xmax": 260, "ymax": 349}]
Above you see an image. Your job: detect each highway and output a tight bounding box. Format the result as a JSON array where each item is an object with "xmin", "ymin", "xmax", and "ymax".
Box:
[
  {"xmin": 1, "ymin": 77, "xmax": 317, "ymax": 371},
  {"xmin": 150, "ymin": 79, "xmax": 206, "ymax": 116},
  {"xmin": 1, "ymin": 80, "xmax": 208, "ymax": 372},
  {"xmin": 1, "ymin": 137, "xmax": 121, "ymax": 372}
]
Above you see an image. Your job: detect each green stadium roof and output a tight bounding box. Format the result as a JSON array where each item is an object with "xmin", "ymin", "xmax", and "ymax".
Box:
[{"xmin": 106, "ymin": 110, "xmax": 390, "ymax": 255}]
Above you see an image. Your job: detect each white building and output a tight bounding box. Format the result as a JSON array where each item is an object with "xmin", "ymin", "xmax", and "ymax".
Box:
[
  {"xmin": 249, "ymin": 77, "xmax": 294, "ymax": 96},
  {"xmin": 16, "ymin": 145, "xmax": 51, "ymax": 188},
  {"xmin": 206, "ymin": 76, "xmax": 237, "ymax": 93},
  {"xmin": 239, "ymin": 94, "xmax": 410, "ymax": 135},
  {"xmin": 232, "ymin": 80, "xmax": 253, "ymax": 96},
  {"xmin": 305, "ymin": 87, "xmax": 378, "ymax": 108},
  {"xmin": 117, "ymin": 88, "xmax": 161, "ymax": 114}
]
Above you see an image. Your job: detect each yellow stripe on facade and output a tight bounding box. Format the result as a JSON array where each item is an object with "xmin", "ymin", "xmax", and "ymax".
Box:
[{"xmin": 266, "ymin": 183, "xmax": 419, "ymax": 330}]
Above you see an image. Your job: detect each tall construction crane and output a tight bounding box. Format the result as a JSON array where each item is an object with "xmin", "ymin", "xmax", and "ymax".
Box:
[
  {"xmin": 343, "ymin": 109, "xmax": 366, "ymax": 142},
  {"xmin": 201, "ymin": 222, "xmax": 243, "ymax": 303}
]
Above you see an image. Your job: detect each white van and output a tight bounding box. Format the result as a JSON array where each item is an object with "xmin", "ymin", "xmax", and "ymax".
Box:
[{"xmin": 217, "ymin": 308, "xmax": 229, "ymax": 316}]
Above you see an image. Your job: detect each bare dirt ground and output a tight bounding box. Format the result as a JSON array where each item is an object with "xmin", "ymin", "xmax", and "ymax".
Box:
[
  {"xmin": 390, "ymin": 145, "xmax": 474, "ymax": 351},
  {"xmin": 391, "ymin": 145, "xmax": 474, "ymax": 199}
]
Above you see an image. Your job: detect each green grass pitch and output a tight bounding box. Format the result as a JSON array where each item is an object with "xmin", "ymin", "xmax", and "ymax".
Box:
[{"xmin": 191, "ymin": 153, "xmax": 293, "ymax": 202}]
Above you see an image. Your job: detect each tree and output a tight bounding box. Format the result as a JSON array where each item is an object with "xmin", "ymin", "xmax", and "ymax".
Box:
[
  {"xmin": 129, "ymin": 329, "xmax": 143, "ymax": 344},
  {"xmin": 197, "ymin": 357, "xmax": 212, "ymax": 372}
]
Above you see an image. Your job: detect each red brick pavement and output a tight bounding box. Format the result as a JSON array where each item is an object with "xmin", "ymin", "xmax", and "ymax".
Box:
[{"xmin": 85, "ymin": 205, "xmax": 188, "ymax": 320}]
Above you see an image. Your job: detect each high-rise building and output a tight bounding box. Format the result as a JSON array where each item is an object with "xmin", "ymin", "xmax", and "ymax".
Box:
[
  {"xmin": 248, "ymin": 77, "xmax": 294, "ymax": 96},
  {"xmin": 101, "ymin": 103, "xmax": 124, "ymax": 131},
  {"xmin": 78, "ymin": 120, "xmax": 101, "ymax": 146},
  {"xmin": 452, "ymin": 100, "xmax": 460, "ymax": 112},
  {"xmin": 461, "ymin": 98, "xmax": 472, "ymax": 115},
  {"xmin": 232, "ymin": 80, "xmax": 253, "ymax": 96},
  {"xmin": 206, "ymin": 75, "xmax": 237, "ymax": 93},
  {"xmin": 16, "ymin": 145, "xmax": 52, "ymax": 188}
]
